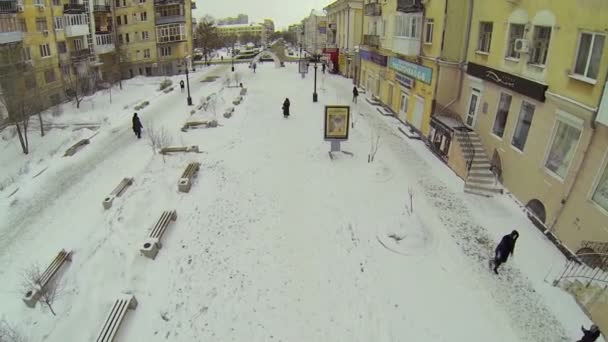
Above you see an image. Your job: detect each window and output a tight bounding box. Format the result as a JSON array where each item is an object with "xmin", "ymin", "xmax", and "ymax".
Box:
[
  {"xmin": 139, "ymin": 0, "xmax": 145, "ymax": 3},
  {"xmin": 122, "ymin": 0, "xmax": 126, "ymax": 6},
  {"xmin": 140, "ymin": 12, "xmax": 147, "ymax": 21},
  {"xmin": 144, "ymin": 48, "xmax": 150, "ymax": 58},
  {"xmin": 141, "ymin": 31, "xmax": 149, "ymax": 40},
  {"xmin": 22, "ymin": 47, "xmax": 31, "ymax": 61},
  {"xmin": 592, "ymin": 160, "xmax": 608, "ymax": 212},
  {"xmin": 506, "ymin": 23, "xmax": 525, "ymax": 59},
  {"xmin": 52, "ymin": 0, "xmax": 60, "ymax": 5},
  {"xmin": 478, "ymin": 22, "xmax": 493, "ymax": 53},
  {"xmin": 116, "ymin": 16, "xmax": 121, "ymax": 25},
  {"xmin": 394, "ymin": 14, "xmax": 421, "ymax": 39},
  {"xmin": 545, "ymin": 118, "xmax": 582, "ymax": 179},
  {"xmin": 39, "ymin": 43, "xmax": 51, "ymax": 57},
  {"xmin": 530, "ymin": 26, "xmax": 551, "ymax": 65},
  {"xmin": 511, "ymin": 101, "xmax": 535, "ymax": 151},
  {"xmin": 61, "ymin": 64, "xmax": 70, "ymax": 75},
  {"xmin": 123, "ymin": 15, "xmax": 128, "ymax": 25},
  {"xmin": 156, "ymin": 23, "xmax": 186, "ymax": 43},
  {"xmin": 424, "ymin": 19, "xmax": 434, "ymax": 44},
  {"xmin": 126, "ymin": 33, "xmax": 130, "ymax": 43},
  {"xmin": 492, "ymin": 93, "xmax": 512, "ymax": 138},
  {"xmin": 44, "ymin": 69, "xmax": 56, "ymax": 84},
  {"xmin": 54, "ymin": 17, "xmax": 64, "ymax": 30},
  {"xmin": 74, "ymin": 38, "xmax": 83, "ymax": 50},
  {"xmin": 118, "ymin": 34, "xmax": 123, "ymax": 44},
  {"xmin": 36, "ymin": 17, "xmax": 47, "ymax": 32},
  {"xmin": 160, "ymin": 46, "xmax": 172, "ymax": 56},
  {"xmin": 573, "ymin": 32, "xmax": 605, "ymax": 81},
  {"xmin": 115, "ymin": 0, "xmax": 120, "ymax": 7},
  {"xmin": 57, "ymin": 41, "xmax": 67, "ymax": 54}
]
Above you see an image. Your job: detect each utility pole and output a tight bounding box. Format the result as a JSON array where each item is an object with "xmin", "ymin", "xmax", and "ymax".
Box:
[{"xmin": 313, "ymin": 54, "xmax": 319, "ymax": 102}]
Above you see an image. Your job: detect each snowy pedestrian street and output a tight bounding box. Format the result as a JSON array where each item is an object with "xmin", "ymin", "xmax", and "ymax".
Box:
[{"xmin": 0, "ymin": 62, "xmax": 600, "ymax": 341}]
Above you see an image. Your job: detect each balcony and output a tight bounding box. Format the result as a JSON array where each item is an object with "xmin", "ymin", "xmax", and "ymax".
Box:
[
  {"xmin": 392, "ymin": 36, "xmax": 420, "ymax": 56},
  {"xmin": 63, "ymin": 2, "xmax": 85, "ymax": 13},
  {"xmin": 153, "ymin": 0, "xmax": 183, "ymax": 6},
  {"xmin": 397, "ymin": 0, "xmax": 423, "ymax": 13},
  {"xmin": 156, "ymin": 23, "xmax": 186, "ymax": 43},
  {"xmin": 0, "ymin": 0, "xmax": 20, "ymax": 13},
  {"xmin": 64, "ymin": 14, "xmax": 89, "ymax": 37},
  {"xmin": 71, "ymin": 48, "xmax": 91, "ymax": 60},
  {"xmin": 363, "ymin": 34, "xmax": 380, "ymax": 48},
  {"xmin": 364, "ymin": 2, "xmax": 381, "ymax": 16},
  {"xmin": 155, "ymin": 14, "xmax": 185, "ymax": 25},
  {"xmin": 0, "ymin": 17, "xmax": 23, "ymax": 44},
  {"xmin": 95, "ymin": 33, "xmax": 114, "ymax": 54},
  {"xmin": 93, "ymin": 3, "xmax": 111, "ymax": 11}
]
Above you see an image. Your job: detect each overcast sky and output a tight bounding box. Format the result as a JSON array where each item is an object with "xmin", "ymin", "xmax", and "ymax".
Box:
[{"xmin": 194, "ymin": 0, "xmax": 334, "ymax": 30}]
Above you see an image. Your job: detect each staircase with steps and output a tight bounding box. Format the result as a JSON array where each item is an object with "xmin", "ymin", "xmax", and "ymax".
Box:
[{"xmin": 453, "ymin": 130, "xmax": 503, "ymax": 197}]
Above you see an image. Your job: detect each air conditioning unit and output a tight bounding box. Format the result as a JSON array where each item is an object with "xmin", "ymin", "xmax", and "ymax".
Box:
[{"xmin": 514, "ymin": 38, "xmax": 529, "ymax": 53}]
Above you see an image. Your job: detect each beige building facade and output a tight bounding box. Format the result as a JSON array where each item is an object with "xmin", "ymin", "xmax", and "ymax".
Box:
[{"xmin": 324, "ymin": 0, "xmax": 362, "ymax": 78}]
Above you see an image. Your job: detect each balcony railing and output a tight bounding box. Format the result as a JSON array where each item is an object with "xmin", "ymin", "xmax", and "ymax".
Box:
[
  {"xmin": 71, "ymin": 48, "xmax": 91, "ymax": 60},
  {"xmin": 64, "ymin": 14, "xmax": 89, "ymax": 37},
  {"xmin": 95, "ymin": 33, "xmax": 114, "ymax": 54},
  {"xmin": 155, "ymin": 15, "xmax": 185, "ymax": 25},
  {"xmin": 363, "ymin": 34, "xmax": 380, "ymax": 48},
  {"xmin": 64, "ymin": 2, "xmax": 85, "ymax": 13},
  {"xmin": 0, "ymin": 16, "xmax": 23, "ymax": 44},
  {"xmin": 93, "ymin": 3, "xmax": 110, "ymax": 11},
  {"xmin": 392, "ymin": 36, "xmax": 420, "ymax": 56},
  {"xmin": 364, "ymin": 2, "xmax": 381, "ymax": 16},
  {"xmin": 397, "ymin": 0, "xmax": 423, "ymax": 13},
  {"xmin": 0, "ymin": 0, "xmax": 20, "ymax": 13},
  {"xmin": 154, "ymin": 0, "xmax": 183, "ymax": 5}
]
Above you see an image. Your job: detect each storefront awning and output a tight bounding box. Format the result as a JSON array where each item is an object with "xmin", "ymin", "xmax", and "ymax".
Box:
[{"xmin": 431, "ymin": 115, "xmax": 465, "ymax": 132}]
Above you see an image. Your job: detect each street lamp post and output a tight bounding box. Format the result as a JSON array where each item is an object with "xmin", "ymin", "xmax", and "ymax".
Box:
[
  {"xmin": 231, "ymin": 41, "xmax": 235, "ymax": 72},
  {"xmin": 185, "ymin": 66, "xmax": 192, "ymax": 106},
  {"xmin": 312, "ymin": 54, "xmax": 319, "ymax": 102}
]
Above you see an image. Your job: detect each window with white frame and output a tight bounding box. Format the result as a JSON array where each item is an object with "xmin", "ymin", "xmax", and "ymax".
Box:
[
  {"xmin": 36, "ymin": 17, "xmax": 47, "ymax": 32},
  {"xmin": 478, "ymin": 22, "xmax": 493, "ymax": 52},
  {"xmin": 144, "ymin": 48, "xmax": 150, "ymax": 58},
  {"xmin": 573, "ymin": 32, "xmax": 605, "ymax": 81},
  {"xmin": 39, "ymin": 44, "xmax": 51, "ymax": 57},
  {"xmin": 74, "ymin": 38, "xmax": 83, "ymax": 50},
  {"xmin": 156, "ymin": 23, "xmax": 186, "ymax": 43},
  {"xmin": 592, "ymin": 158, "xmax": 608, "ymax": 212},
  {"xmin": 394, "ymin": 14, "xmax": 421, "ymax": 39},
  {"xmin": 492, "ymin": 93, "xmax": 512, "ymax": 138},
  {"xmin": 506, "ymin": 23, "xmax": 525, "ymax": 59},
  {"xmin": 160, "ymin": 46, "xmax": 172, "ymax": 56},
  {"xmin": 141, "ymin": 31, "xmax": 149, "ymax": 40},
  {"xmin": 511, "ymin": 101, "xmax": 535, "ymax": 151},
  {"xmin": 22, "ymin": 47, "xmax": 31, "ymax": 61},
  {"xmin": 529, "ymin": 26, "xmax": 552, "ymax": 65},
  {"xmin": 544, "ymin": 116, "xmax": 582, "ymax": 179},
  {"xmin": 54, "ymin": 17, "xmax": 64, "ymax": 30},
  {"xmin": 140, "ymin": 12, "xmax": 147, "ymax": 21},
  {"xmin": 424, "ymin": 18, "xmax": 434, "ymax": 44}
]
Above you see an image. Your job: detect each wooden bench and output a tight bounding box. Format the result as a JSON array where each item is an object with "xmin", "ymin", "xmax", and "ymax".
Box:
[
  {"xmin": 140, "ymin": 210, "xmax": 177, "ymax": 259},
  {"xmin": 160, "ymin": 145, "xmax": 199, "ymax": 155},
  {"xmin": 23, "ymin": 249, "xmax": 72, "ymax": 308},
  {"xmin": 95, "ymin": 294, "xmax": 138, "ymax": 342},
  {"xmin": 103, "ymin": 177, "xmax": 134, "ymax": 209},
  {"xmin": 178, "ymin": 162, "xmax": 200, "ymax": 193},
  {"xmin": 64, "ymin": 138, "xmax": 90, "ymax": 157}
]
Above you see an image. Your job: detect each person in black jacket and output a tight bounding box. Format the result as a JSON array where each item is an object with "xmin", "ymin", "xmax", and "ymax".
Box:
[
  {"xmin": 352, "ymin": 86, "xmax": 359, "ymax": 103},
  {"xmin": 179, "ymin": 80, "xmax": 185, "ymax": 92},
  {"xmin": 282, "ymin": 98, "xmax": 290, "ymax": 118},
  {"xmin": 578, "ymin": 324, "xmax": 601, "ymax": 342},
  {"xmin": 490, "ymin": 230, "xmax": 519, "ymax": 274},
  {"xmin": 132, "ymin": 113, "xmax": 143, "ymax": 139}
]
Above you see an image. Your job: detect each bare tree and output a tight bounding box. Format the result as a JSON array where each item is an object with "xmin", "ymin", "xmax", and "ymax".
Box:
[
  {"xmin": 22, "ymin": 264, "xmax": 63, "ymax": 316},
  {"xmin": 0, "ymin": 319, "xmax": 26, "ymax": 342},
  {"xmin": 146, "ymin": 122, "xmax": 173, "ymax": 156},
  {"xmin": 64, "ymin": 64, "xmax": 97, "ymax": 109}
]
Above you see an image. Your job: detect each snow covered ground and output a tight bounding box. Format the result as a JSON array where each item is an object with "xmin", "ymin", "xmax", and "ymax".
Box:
[{"xmin": 0, "ymin": 62, "xmax": 602, "ymax": 341}]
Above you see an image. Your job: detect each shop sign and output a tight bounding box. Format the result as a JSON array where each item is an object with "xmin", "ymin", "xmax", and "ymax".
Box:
[
  {"xmin": 388, "ymin": 57, "xmax": 432, "ymax": 84},
  {"xmin": 466, "ymin": 62, "xmax": 548, "ymax": 102},
  {"xmin": 360, "ymin": 49, "xmax": 387, "ymax": 67},
  {"xmin": 396, "ymin": 72, "xmax": 414, "ymax": 89}
]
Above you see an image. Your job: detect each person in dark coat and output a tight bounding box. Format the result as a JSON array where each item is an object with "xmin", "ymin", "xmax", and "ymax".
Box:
[
  {"xmin": 282, "ymin": 98, "xmax": 290, "ymax": 118},
  {"xmin": 132, "ymin": 113, "xmax": 143, "ymax": 139},
  {"xmin": 180, "ymin": 80, "xmax": 185, "ymax": 92},
  {"xmin": 322, "ymin": 63, "xmax": 326, "ymax": 74},
  {"xmin": 490, "ymin": 230, "xmax": 519, "ymax": 274},
  {"xmin": 252, "ymin": 62, "xmax": 257, "ymax": 73},
  {"xmin": 578, "ymin": 324, "xmax": 601, "ymax": 342},
  {"xmin": 352, "ymin": 86, "xmax": 359, "ymax": 103}
]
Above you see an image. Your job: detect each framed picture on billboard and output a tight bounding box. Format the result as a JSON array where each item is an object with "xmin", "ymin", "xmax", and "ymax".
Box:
[
  {"xmin": 324, "ymin": 106, "xmax": 350, "ymax": 140},
  {"xmin": 298, "ymin": 59, "xmax": 308, "ymax": 74}
]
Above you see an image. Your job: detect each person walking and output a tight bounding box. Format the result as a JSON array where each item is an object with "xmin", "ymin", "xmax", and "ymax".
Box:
[
  {"xmin": 577, "ymin": 325, "xmax": 601, "ymax": 342},
  {"xmin": 322, "ymin": 63, "xmax": 326, "ymax": 74},
  {"xmin": 253, "ymin": 62, "xmax": 257, "ymax": 73},
  {"xmin": 180, "ymin": 80, "xmax": 185, "ymax": 92},
  {"xmin": 352, "ymin": 86, "xmax": 359, "ymax": 103},
  {"xmin": 490, "ymin": 230, "xmax": 519, "ymax": 274},
  {"xmin": 132, "ymin": 113, "xmax": 143, "ymax": 139},
  {"xmin": 282, "ymin": 98, "xmax": 290, "ymax": 118}
]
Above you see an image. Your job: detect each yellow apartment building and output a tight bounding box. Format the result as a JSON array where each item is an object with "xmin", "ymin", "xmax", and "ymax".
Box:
[
  {"xmin": 324, "ymin": 0, "xmax": 363, "ymax": 79},
  {"xmin": 216, "ymin": 23, "xmax": 264, "ymax": 43}
]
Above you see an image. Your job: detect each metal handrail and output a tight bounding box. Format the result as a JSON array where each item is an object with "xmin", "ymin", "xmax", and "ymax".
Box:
[
  {"xmin": 459, "ymin": 129, "xmax": 475, "ymax": 175},
  {"xmin": 553, "ymin": 252, "xmax": 608, "ymax": 287}
]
